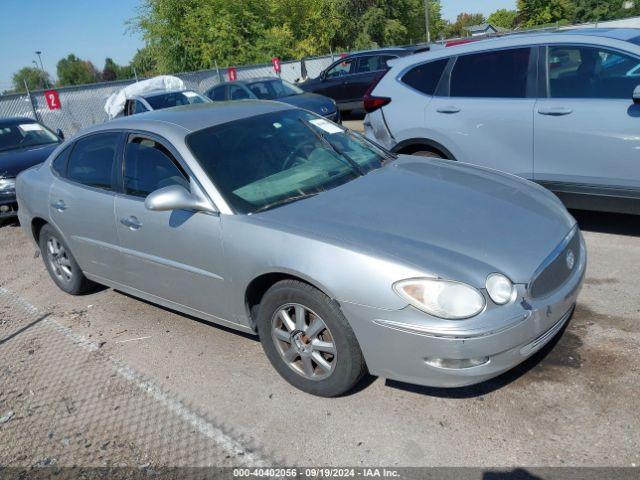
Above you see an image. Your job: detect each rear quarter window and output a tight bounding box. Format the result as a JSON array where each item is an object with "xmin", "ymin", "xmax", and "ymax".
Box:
[
  {"xmin": 401, "ymin": 58, "xmax": 448, "ymax": 95},
  {"xmin": 51, "ymin": 145, "xmax": 72, "ymax": 177}
]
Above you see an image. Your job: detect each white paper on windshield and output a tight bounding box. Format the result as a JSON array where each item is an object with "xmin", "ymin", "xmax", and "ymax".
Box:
[
  {"xmin": 183, "ymin": 91, "xmax": 198, "ymax": 98},
  {"xmin": 309, "ymin": 118, "xmax": 344, "ymax": 134},
  {"xmin": 19, "ymin": 123, "xmax": 44, "ymax": 132}
]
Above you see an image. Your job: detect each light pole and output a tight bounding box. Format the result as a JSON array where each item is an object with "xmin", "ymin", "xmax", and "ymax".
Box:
[
  {"xmin": 424, "ymin": 0, "xmax": 431, "ymax": 43},
  {"xmin": 35, "ymin": 50, "xmax": 50, "ymax": 88}
]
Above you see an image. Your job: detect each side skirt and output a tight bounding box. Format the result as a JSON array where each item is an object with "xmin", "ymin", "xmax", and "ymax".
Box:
[{"xmin": 83, "ymin": 272, "xmax": 256, "ymax": 335}]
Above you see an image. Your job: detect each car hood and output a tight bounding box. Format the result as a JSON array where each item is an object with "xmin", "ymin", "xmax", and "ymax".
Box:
[
  {"xmin": 276, "ymin": 93, "xmax": 335, "ymax": 115},
  {"xmin": 0, "ymin": 143, "xmax": 58, "ymax": 178},
  {"xmin": 253, "ymin": 156, "xmax": 575, "ymax": 287}
]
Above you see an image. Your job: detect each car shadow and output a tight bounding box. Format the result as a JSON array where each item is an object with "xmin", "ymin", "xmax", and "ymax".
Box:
[
  {"xmin": 113, "ymin": 290, "xmax": 259, "ymax": 342},
  {"xmin": 570, "ymin": 209, "xmax": 640, "ymax": 237},
  {"xmin": 384, "ymin": 316, "xmax": 572, "ymax": 399}
]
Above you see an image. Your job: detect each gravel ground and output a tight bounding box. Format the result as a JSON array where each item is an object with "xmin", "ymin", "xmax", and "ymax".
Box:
[{"xmin": 0, "ymin": 204, "xmax": 639, "ymax": 471}]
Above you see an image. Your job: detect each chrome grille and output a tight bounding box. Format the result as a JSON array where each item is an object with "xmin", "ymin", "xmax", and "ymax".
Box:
[{"xmin": 529, "ymin": 228, "xmax": 580, "ymax": 298}]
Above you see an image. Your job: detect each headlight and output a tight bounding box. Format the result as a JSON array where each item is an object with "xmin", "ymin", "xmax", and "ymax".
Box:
[
  {"xmin": 486, "ymin": 273, "xmax": 515, "ymax": 305},
  {"xmin": 393, "ymin": 278, "xmax": 485, "ymax": 320},
  {"xmin": 0, "ymin": 178, "xmax": 16, "ymax": 195}
]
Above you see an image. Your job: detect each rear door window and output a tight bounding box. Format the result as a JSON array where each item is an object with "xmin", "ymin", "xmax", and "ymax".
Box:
[
  {"xmin": 402, "ymin": 58, "xmax": 449, "ymax": 95},
  {"xmin": 547, "ymin": 45, "xmax": 640, "ymax": 99},
  {"xmin": 67, "ymin": 133, "xmax": 120, "ymax": 190},
  {"xmin": 211, "ymin": 85, "xmax": 227, "ymax": 101},
  {"xmin": 450, "ymin": 48, "xmax": 531, "ymax": 98}
]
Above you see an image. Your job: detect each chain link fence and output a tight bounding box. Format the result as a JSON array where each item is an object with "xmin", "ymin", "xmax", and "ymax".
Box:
[{"xmin": 0, "ymin": 55, "xmax": 334, "ymax": 138}]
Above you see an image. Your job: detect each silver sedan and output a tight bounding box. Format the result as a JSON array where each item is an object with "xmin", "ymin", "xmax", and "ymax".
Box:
[{"xmin": 16, "ymin": 101, "xmax": 586, "ymax": 396}]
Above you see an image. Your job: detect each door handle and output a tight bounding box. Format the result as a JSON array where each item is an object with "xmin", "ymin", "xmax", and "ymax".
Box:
[
  {"xmin": 436, "ymin": 106, "xmax": 461, "ymax": 114},
  {"xmin": 120, "ymin": 216, "xmax": 142, "ymax": 230},
  {"xmin": 51, "ymin": 200, "xmax": 66, "ymax": 212},
  {"xmin": 538, "ymin": 107, "xmax": 573, "ymax": 116}
]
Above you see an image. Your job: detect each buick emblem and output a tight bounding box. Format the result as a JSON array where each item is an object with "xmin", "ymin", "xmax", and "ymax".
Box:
[
  {"xmin": 321, "ymin": 106, "xmax": 328, "ymax": 113},
  {"xmin": 566, "ymin": 249, "xmax": 575, "ymax": 270}
]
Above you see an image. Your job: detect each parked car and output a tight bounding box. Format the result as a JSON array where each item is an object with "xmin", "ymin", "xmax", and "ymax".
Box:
[
  {"xmin": 205, "ymin": 77, "xmax": 339, "ymax": 122},
  {"xmin": 298, "ymin": 47, "xmax": 427, "ymax": 114},
  {"xmin": 17, "ymin": 102, "xmax": 585, "ymax": 396},
  {"xmin": 122, "ymin": 89, "xmax": 210, "ymax": 116},
  {"xmin": 0, "ymin": 117, "xmax": 63, "ymax": 219},
  {"xmin": 364, "ymin": 28, "xmax": 640, "ymax": 215}
]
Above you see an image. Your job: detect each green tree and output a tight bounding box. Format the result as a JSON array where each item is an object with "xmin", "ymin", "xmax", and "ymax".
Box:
[
  {"xmin": 572, "ymin": 0, "xmax": 640, "ymax": 23},
  {"xmin": 130, "ymin": 46, "xmax": 158, "ymax": 77},
  {"xmin": 56, "ymin": 54, "xmax": 99, "ymax": 86},
  {"xmin": 102, "ymin": 57, "xmax": 134, "ymax": 81},
  {"xmin": 130, "ymin": 0, "xmax": 444, "ymax": 74},
  {"xmin": 517, "ymin": 0, "xmax": 574, "ymax": 27},
  {"xmin": 10, "ymin": 67, "xmax": 50, "ymax": 92},
  {"xmin": 488, "ymin": 8, "xmax": 518, "ymax": 29}
]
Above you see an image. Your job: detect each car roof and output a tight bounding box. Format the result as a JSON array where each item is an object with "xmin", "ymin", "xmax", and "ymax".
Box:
[
  {"xmin": 137, "ymin": 89, "xmax": 197, "ymax": 99},
  {"xmin": 212, "ymin": 77, "xmax": 283, "ymax": 88},
  {"xmin": 87, "ymin": 100, "xmax": 292, "ymax": 134},
  {"xmin": 390, "ymin": 28, "xmax": 640, "ymax": 68},
  {"xmin": 0, "ymin": 117, "xmax": 37, "ymax": 127}
]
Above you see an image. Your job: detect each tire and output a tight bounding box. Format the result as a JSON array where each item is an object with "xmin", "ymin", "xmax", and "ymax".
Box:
[
  {"xmin": 411, "ymin": 150, "xmax": 444, "ymax": 159},
  {"xmin": 257, "ymin": 280, "xmax": 367, "ymax": 397},
  {"xmin": 39, "ymin": 224, "xmax": 93, "ymax": 295}
]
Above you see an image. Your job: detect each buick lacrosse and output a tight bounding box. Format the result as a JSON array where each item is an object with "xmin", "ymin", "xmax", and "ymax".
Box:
[{"xmin": 17, "ymin": 101, "xmax": 586, "ymax": 396}]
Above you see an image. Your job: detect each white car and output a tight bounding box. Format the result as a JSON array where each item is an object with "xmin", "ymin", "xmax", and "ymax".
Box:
[{"xmin": 363, "ymin": 29, "xmax": 640, "ymax": 215}]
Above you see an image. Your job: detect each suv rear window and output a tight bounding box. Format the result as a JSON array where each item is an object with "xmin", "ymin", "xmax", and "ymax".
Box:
[
  {"xmin": 450, "ymin": 48, "xmax": 531, "ymax": 98},
  {"xmin": 401, "ymin": 58, "xmax": 448, "ymax": 95}
]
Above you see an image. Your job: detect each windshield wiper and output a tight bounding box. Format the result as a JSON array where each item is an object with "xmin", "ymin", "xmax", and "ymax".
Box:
[
  {"xmin": 251, "ymin": 191, "xmax": 319, "ymax": 214},
  {"xmin": 298, "ymin": 118, "xmax": 365, "ymax": 176}
]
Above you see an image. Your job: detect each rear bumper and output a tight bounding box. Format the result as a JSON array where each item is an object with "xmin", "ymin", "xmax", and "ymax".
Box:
[{"xmin": 341, "ymin": 234, "xmax": 586, "ymax": 388}]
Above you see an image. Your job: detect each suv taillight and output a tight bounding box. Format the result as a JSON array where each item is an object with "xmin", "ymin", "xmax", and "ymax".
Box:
[{"xmin": 363, "ymin": 71, "xmax": 391, "ymax": 113}]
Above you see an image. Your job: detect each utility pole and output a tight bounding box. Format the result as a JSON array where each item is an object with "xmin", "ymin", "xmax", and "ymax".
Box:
[
  {"xmin": 424, "ymin": 0, "xmax": 431, "ymax": 43},
  {"xmin": 35, "ymin": 51, "xmax": 48, "ymax": 88}
]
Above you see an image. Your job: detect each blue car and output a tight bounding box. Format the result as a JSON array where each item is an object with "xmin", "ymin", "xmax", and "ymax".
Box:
[
  {"xmin": 205, "ymin": 77, "xmax": 340, "ymax": 122},
  {"xmin": 0, "ymin": 117, "xmax": 63, "ymax": 219}
]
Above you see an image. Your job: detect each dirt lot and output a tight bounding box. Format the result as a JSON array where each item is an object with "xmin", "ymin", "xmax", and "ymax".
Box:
[{"xmin": 1, "ymin": 203, "xmax": 639, "ymax": 471}]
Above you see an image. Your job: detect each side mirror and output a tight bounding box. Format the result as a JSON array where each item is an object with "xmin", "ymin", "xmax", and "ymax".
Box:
[
  {"xmin": 634, "ymin": 85, "xmax": 640, "ymax": 105},
  {"xmin": 320, "ymin": 71, "xmax": 327, "ymax": 81},
  {"xmin": 144, "ymin": 185, "xmax": 217, "ymax": 214},
  {"xmin": 56, "ymin": 129, "xmax": 65, "ymax": 141}
]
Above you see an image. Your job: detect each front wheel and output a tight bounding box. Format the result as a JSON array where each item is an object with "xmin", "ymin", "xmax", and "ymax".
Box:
[
  {"xmin": 411, "ymin": 150, "xmax": 443, "ymax": 159},
  {"xmin": 257, "ymin": 280, "xmax": 366, "ymax": 397}
]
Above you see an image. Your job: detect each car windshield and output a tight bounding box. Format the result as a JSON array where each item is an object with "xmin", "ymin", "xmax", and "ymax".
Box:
[
  {"xmin": 0, "ymin": 122, "xmax": 59, "ymax": 153},
  {"xmin": 245, "ymin": 79, "xmax": 303, "ymax": 99},
  {"xmin": 186, "ymin": 109, "xmax": 393, "ymax": 214},
  {"xmin": 144, "ymin": 91, "xmax": 209, "ymax": 110}
]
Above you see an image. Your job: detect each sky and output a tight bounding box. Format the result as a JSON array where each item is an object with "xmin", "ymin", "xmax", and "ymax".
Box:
[{"xmin": 0, "ymin": 0, "xmax": 517, "ymax": 90}]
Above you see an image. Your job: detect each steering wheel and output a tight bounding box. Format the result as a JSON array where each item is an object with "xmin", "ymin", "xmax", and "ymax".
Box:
[{"xmin": 282, "ymin": 143, "xmax": 314, "ymax": 170}]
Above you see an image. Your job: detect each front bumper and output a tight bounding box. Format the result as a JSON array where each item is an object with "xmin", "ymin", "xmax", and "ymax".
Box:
[
  {"xmin": 0, "ymin": 195, "xmax": 18, "ymax": 218},
  {"xmin": 341, "ymin": 233, "xmax": 587, "ymax": 388}
]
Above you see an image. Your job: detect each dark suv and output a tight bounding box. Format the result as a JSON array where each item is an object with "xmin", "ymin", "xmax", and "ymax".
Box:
[{"xmin": 298, "ymin": 47, "xmax": 427, "ymax": 113}]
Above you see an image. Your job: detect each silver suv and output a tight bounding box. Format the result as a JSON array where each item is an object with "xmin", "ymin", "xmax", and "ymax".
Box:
[{"xmin": 364, "ymin": 29, "xmax": 640, "ymax": 215}]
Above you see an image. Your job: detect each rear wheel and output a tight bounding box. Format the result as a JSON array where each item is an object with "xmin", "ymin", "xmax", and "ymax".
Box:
[
  {"xmin": 39, "ymin": 224, "xmax": 93, "ymax": 295},
  {"xmin": 257, "ymin": 280, "xmax": 366, "ymax": 397}
]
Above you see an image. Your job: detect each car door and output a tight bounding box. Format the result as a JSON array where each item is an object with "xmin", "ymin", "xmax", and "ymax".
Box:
[
  {"xmin": 348, "ymin": 54, "xmax": 397, "ymax": 105},
  {"xmin": 534, "ymin": 44, "xmax": 640, "ymax": 194},
  {"xmin": 113, "ymin": 133, "xmax": 230, "ymax": 320},
  {"xmin": 228, "ymin": 84, "xmax": 252, "ymax": 101},
  {"xmin": 427, "ymin": 47, "xmax": 537, "ymax": 177},
  {"xmin": 314, "ymin": 58, "xmax": 357, "ymax": 104},
  {"xmin": 48, "ymin": 131, "xmax": 123, "ymax": 282}
]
